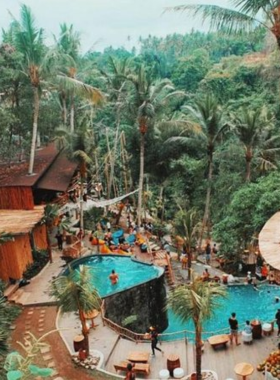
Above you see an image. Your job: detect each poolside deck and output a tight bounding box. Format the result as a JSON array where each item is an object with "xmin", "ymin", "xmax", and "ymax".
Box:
[
  {"xmin": 7, "ymin": 219, "xmax": 278, "ymax": 379},
  {"xmin": 104, "ymin": 332, "xmax": 276, "ymax": 379}
]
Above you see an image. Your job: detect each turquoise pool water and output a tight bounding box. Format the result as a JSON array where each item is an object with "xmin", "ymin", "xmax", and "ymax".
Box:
[
  {"xmin": 164, "ymin": 284, "xmax": 280, "ymax": 341},
  {"xmin": 70, "ymin": 254, "xmax": 163, "ymax": 298}
]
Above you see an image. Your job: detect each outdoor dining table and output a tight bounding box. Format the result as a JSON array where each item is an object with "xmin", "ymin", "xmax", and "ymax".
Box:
[
  {"xmin": 127, "ymin": 351, "xmax": 150, "ymax": 363},
  {"xmin": 234, "ymin": 362, "xmax": 254, "ymax": 380}
]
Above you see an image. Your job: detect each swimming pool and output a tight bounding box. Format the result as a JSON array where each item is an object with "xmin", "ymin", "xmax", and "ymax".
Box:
[
  {"xmin": 164, "ymin": 284, "xmax": 280, "ymax": 341},
  {"xmin": 69, "ymin": 254, "xmax": 164, "ymax": 298}
]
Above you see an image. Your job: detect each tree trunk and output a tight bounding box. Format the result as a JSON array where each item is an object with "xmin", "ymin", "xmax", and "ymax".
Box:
[
  {"xmin": 138, "ymin": 133, "xmax": 145, "ymax": 226},
  {"xmin": 195, "ymin": 326, "xmax": 202, "ymax": 380},
  {"xmin": 36, "ymin": 131, "xmax": 41, "ymax": 148},
  {"xmin": 79, "ymin": 309, "xmax": 89, "ymax": 357},
  {"xmin": 46, "ymin": 228, "xmax": 53, "ymax": 263},
  {"xmin": 198, "ymin": 149, "xmax": 213, "ymax": 251},
  {"xmin": 187, "ymin": 250, "xmax": 192, "ymax": 280},
  {"xmin": 70, "ymin": 93, "xmax": 75, "ymax": 133},
  {"xmin": 62, "ymin": 93, "xmax": 67, "ymax": 125},
  {"xmin": 245, "ymin": 149, "xmax": 252, "ymax": 182},
  {"xmin": 28, "ymin": 86, "xmax": 40, "ymax": 175}
]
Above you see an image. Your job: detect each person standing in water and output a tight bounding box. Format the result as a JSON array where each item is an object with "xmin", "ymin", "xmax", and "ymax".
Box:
[{"xmin": 109, "ymin": 269, "xmax": 119, "ymax": 285}]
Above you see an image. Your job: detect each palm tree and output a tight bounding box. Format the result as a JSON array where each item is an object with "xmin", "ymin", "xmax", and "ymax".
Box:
[
  {"xmin": 127, "ymin": 65, "xmax": 185, "ymax": 224},
  {"xmin": 11, "ymin": 4, "xmax": 46, "ymax": 175},
  {"xmin": 168, "ymin": 1, "xmax": 280, "ymax": 49},
  {"xmin": 50, "ymin": 265, "xmax": 101, "ymax": 357},
  {"xmin": 173, "ymin": 208, "xmax": 201, "ymax": 280},
  {"xmin": 54, "ymin": 23, "xmax": 80, "ymax": 126},
  {"xmin": 167, "ymin": 275, "xmax": 226, "ymax": 380},
  {"xmin": 233, "ymin": 107, "xmax": 275, "ymax": 181},
  {"xmin": 171, "ymin": 95, "xmax": 229, "ymax": 248},
  {"xmin": 102, "ymin": 56, "xmax": 131, "ymax": 198},
  {"xmin": 55, "ymin": 121, "xmax": 93, "ymax": 230},
  {"xmin": 53, "ymin": 24, "xmax": 104, "ymax": 133}
]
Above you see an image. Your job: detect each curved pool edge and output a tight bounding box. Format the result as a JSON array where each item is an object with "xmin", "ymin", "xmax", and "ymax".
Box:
[{"xmin": 63, "ymin": 253, "xmax": 165, "ymax": 298}]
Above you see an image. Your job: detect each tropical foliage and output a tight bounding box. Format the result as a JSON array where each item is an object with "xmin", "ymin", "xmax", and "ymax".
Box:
[{"xmin": 1, "ymin": 1, "xmax": 280, "ymax": 271}]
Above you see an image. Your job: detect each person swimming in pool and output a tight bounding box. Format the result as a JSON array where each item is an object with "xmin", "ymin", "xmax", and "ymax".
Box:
[{"xmin": 109, "ymin": 269, "xmax": 119, "ymax": 285}]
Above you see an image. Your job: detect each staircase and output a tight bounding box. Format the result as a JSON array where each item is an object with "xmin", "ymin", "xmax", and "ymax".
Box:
[{"xmin": 149, "ymin": 237, "xmax": 175, "ymax": 286}]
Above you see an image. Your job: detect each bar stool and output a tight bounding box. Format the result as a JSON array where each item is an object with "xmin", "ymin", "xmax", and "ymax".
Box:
[{"xmin": 159, "ymin": 369, "xmax": 170, "ymax": 379}]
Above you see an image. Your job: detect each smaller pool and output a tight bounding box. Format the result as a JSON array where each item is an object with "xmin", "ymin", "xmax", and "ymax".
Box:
[
  {"xmin": 163, "ymin": 284, "xmax": 280, "ymax": 341},
  {"xmin": 69, "ymin": 254, "xmax": 163, "ymax": 298}
]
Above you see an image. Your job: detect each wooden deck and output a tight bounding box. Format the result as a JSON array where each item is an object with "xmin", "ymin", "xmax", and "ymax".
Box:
[{"xmin": 104, "ymin": 333, "xmax": 278, "ymax": 379}]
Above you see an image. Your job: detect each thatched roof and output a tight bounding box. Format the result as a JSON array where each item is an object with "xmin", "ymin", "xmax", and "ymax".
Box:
[
  {"xmin": 0, "ymin": 206, "xmax": 45, "ymax": 235},
  {"xmin": 259, "ymin": 211, "xmax": 280, "ymax": 270}
]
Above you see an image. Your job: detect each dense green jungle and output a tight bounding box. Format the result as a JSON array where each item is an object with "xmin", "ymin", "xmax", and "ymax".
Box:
[{"xmin": 1, "ymin": 4, "xmax": 280, "ymax": 268}]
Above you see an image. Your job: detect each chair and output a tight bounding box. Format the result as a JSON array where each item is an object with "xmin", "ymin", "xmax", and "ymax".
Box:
[
  {"xmin": 242, "ymin": 331, "xmax": 253, "ymax": 344},
  {"xmin": 262, "ymin": 323, "xmax": 272, "ymax": 336},
  {"xmin": 173, "ymin": 367, "xmax": 185, "ymax": 379},
  {"xmin": 159, "ymin": 369, "xmax": 170, "ymax": 379}
]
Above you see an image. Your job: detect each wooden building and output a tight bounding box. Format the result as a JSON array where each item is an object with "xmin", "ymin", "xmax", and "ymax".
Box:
[{"xmin": 0, "ymin": 144, "xmax": 78, "ymax": 282}]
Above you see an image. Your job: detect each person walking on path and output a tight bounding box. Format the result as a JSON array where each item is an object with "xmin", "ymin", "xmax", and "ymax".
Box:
[
  {"xmin": 150, "ymin": 326, "xmax": 164, "ymax": 356},
  {"xmin": 228, "ymin": 312, "xmax": 241, "ymax": 345},
  {"xmin": 55, "ymin": 231, "xmax": 63, "ymax": 250},
  {"xmin": 275, "ymin": 309, "xmax": 280, "ymax": 336},
  {"xmin": 205, "ymin": 243, "xmax": 211, "ymax": 265}
]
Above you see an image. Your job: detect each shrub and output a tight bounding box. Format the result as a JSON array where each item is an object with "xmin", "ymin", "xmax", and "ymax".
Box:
[{"xmin": 23, "ymin": 249, "xmax": 49, "ymax": 280}]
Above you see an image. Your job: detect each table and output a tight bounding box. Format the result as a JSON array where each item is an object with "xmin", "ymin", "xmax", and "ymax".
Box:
[
  {"xmin": 167, "ymin": 354, "xmax": 181, "ymax": 376},
  {"xmin": 234, "ymin": 362, "xmax": 254, "ymax": 380},
  {"xmin": 83, "ymin": 309, "xmax": 99, "ymax": 328},
  {"xmin": 251, "ymin": 320, "xmax": 262, "ymax": 339},
  {"xmin": 208, "ymin": 334, "xmax": 230, "ymax": 349},
  {"xmin": 127, "ymin": 351, "xmax": 150, "ymax": 363}
]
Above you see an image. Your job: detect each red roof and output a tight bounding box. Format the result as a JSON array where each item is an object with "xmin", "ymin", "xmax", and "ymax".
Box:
[
  {"xmin": 36, "ymin": 151, "xmax": 77, "ymax": 192},
  {"xmin": 0, "ymin": 144, "xmax": 77, "ymax": 191}
]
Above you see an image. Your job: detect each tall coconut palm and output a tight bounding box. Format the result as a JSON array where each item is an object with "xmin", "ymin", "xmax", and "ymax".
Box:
[
  {"xmin": 127, "ymin": 65, "xmax": 185, "ymax": 224},
  {"xmin": 10, "ymin": 4, "xmax": 46, "ymax": 175},
  {"xmin": 233, "ymin": 107, "xmax": 275, "ymax": 181},
  {"xmin": 50, "ymin": 265, "xmax": 101, "ymax": 357},
  {"xmin": 53, "ymin": 24, "xmax": 104, "ymax": 133},
  {"xmin": 172, "ymin": 95, "xmax": 229, "ymax": 248},
  {"xmin": 173, "ymin": 208, "xmax": 201, "ymax": 280},
  {"xmin": 55, "ymin": 23, "xmax": 80, "ymax": 128},
  {"xmin": 168, "ymin": 1, "xmax": 280, "ymax": 49},
  {"xmin": 103, "ymin": 56, "xmax": 131, "ymax": 198},
  {"xmin": 55, "ymin": 121, "xmax": 93, "ymax": 230},
  {"xmin": 167, "ymin": 275, "xmax": 226, "ymax": 380}
]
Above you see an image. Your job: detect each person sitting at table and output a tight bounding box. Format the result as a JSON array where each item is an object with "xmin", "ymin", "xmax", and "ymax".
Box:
[
  {"xmin": 243, "ymin": 320, "xmax": 253, "ymax": 334},
  {"xmin": 125, "ymin": 363, "xmax": 135, "ymax": 380}
]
